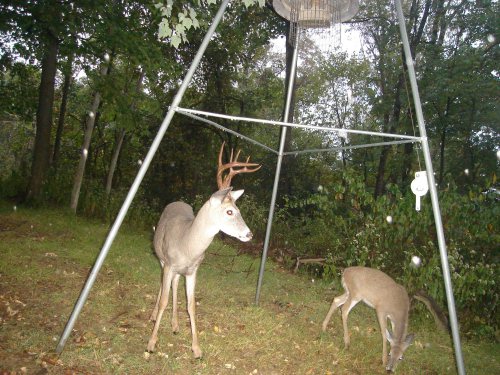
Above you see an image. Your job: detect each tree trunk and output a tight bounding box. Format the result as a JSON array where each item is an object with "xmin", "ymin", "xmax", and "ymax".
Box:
[
  {"xmin": 105, "ymin": 128, "xmax": 125, "ymax": 196},
  {"xmin": 374, "ymin": 73, "xmax": 404, "ymax": 198},
  {"xmin": 70, "ymin": 63, "xmax": 109, "ymax": 212},
  {"xmin": 105, "ymin": 68, "xmax": 144, "ymax": 196},
  {"xmin": 26, "ymin": 34, "xmax": 59, "ymax": 203},
  {"xmin": 52, "ymin": 54, "xmax": 73, "ymax": 171},
  {"xmin": 438, "ymin": 97, "xmax": 451, "ymax": 185}
]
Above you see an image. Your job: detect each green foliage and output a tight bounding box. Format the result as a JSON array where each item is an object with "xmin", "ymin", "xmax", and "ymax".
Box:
[{"xmin": 155, "ymin": 0, "xmax": 264, "ymax": 47}]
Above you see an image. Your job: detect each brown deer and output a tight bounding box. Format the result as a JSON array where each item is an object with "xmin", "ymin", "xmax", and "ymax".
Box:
[
  {"xmin": 322, "ymin": 266, "xmax": 415, "ymax": 372},
  {"xmin": 147, "ymin": 143, "xmax": 260, "ymax": 358}
]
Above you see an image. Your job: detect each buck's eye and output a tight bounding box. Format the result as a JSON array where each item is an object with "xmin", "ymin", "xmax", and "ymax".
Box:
[{"xmin": 226, "ymin": 210, "xmax": 233, "ymax": 216}]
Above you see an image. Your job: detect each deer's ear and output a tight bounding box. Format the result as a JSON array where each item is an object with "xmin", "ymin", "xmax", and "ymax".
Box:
[
  {"xmin": 230, "ymin": 189, "xmax": 244, "ymax": 201},
  {"xmin": 210, "ymin": 188, "xmax": 232, "ymax": 205},
  {"xmin": 404, "ymin": 334, "xmax": 415, "ymax": 347},
  {"xmin": 386, "ymin": 329, "xmax": 394, "ymax": 344}
]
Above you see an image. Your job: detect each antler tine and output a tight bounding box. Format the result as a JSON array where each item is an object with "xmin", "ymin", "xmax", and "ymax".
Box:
[
  {"xmin": 232, "ymin": 149, "xmax": 241, "ymax": 163},
  {"xmin": 217, "ymin": 142, "xmax": 226, "ymax": 189},
  {"xmin": 216, "ymin": 142, "xmax": 261, "ymax": 190}
]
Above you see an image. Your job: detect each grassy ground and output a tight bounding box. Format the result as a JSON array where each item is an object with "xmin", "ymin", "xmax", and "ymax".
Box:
[{"xmin": 0, "ymin": 202, "xmax": 498, "ymax": 374}]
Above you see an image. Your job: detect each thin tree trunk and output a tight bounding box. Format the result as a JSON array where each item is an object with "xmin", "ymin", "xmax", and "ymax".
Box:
[
  {"xmin": 105, "ymin": 128, "xmax": 125, "ymax": 196},
  {"xmin": 26, "ymin": 34, "xmax": 59, "ymax": 203},
  {"xmin": 105, "ymin": 69, "xmax": 144, "ymax": 196},
  {"xmin": 70, "ymin": 63, "xmax": 109, "ymax": 212},
  {"xmin": 465, "ymin": 98, "xmax": 477, "ymax": 185},
  {"xmin": 438, "ymin": 97, "xmax": 451, "ymax": 185},
  {"xmin": 52, "ymin": 54, "xmax": 73, "ymax": 171},
  {"xmin": 374, "ymin": 73, "xmax": 404, "ymax": 198}
]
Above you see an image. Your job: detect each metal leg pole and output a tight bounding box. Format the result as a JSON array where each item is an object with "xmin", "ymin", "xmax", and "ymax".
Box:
[
  {"xmin": 55, "ymin": 0, "xmax": 232, "ymax": 354},
  {"xmin": 255, "ymin": 33, "xmax": 300, "ymax": 304},
  {"xmin": 394, "ymin": 1, "xmax": 465, "ymax": 373}
]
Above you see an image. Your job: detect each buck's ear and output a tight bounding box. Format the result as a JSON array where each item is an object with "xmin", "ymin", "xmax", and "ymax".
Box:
[
  {"xmin": 230, "ymin": 189, "xmax": 244, "ymax": 201},
  {"xmin": 210, "ymin": 188, "xmax": 232, "ymax": 206}
]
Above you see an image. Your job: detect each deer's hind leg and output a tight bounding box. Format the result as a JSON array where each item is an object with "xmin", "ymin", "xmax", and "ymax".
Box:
[
  {"xmin": 147, "ymin": 265, "xmax": 174, "ymax": 352},
  {"xmin": 341, "ymin": 296, "xmax": 359, "ymax": 349}
]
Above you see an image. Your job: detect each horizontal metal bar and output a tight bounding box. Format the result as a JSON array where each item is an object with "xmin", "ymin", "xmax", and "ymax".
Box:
[
  {"xmin": 179, "ymin": 110, "xmax": 278, "ymax": 155},
  {"xmin": 175, "ymin": 107, "xmax": 421, "ymax": 141},
  {"xmin": 283, "ymin": 139, "xmax": 418, "ymax": 156}
]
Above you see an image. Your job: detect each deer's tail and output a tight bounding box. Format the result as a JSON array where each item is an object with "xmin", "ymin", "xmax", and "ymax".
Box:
[{"xmin": 413, "ymin": 290, "xmax": 450, "ymax": 332}]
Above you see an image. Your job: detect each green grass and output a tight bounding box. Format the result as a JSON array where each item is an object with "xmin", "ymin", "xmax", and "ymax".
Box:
[{"xmin": 0, "ymin": 202, "xmax": 498, "ymax": 374}]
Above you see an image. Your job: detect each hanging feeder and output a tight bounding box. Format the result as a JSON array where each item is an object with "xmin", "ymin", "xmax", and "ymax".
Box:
[
  {"xmin": 273, "ymin": 0, "xmax": 360, "ymax": 47},
  {"xmin": 273, "ymin": 0, "xmax": 360, "ymax": 25}
]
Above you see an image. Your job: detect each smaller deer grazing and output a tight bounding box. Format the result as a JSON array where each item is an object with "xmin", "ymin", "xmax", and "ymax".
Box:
[
  {"xmin": 322, "ymin": 266, "xmax": 415, "ymax": 372},
  {"xmin": 146, "ymin": 143, "xmax": 260, "ymax": 358}
]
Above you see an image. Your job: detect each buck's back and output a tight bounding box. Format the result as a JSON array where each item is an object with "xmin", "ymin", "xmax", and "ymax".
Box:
[{"xmin": 154, "ymin": 202, "xmax": 195, "ymax": 261}]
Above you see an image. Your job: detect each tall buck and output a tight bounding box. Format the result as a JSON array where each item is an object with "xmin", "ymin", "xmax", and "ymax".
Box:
[
  {"xmin": 146, "ymin": 143, "xmax": 260, "ymax": 358},
  {"xmin": 322, "ymin": 266, "xmax": 415, "ymax": 372}
]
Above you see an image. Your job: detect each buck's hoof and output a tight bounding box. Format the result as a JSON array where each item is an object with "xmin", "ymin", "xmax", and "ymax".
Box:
[
  {"xmin": 149, "ymin": 311, "xmax": 158, "ymax": 322},
  {"xmin": 146, "ymin": 340, "xmax": 156, "ymax": 353},
  {"xmin": 192, "ymin": 347, "xmax": 202, "ymax": 359}
]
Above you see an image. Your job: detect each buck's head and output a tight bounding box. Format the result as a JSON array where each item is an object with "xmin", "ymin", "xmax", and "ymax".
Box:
[
  {"xmin": 209, "ymin": 142, "xmax": 260, "ymax": 242},
  {"xmin": 386, "ymin": 329, "xmax": 415, "ymax": 372},
  {"xmin": 209, "ymin": 187, "xmax": 252, "ymax": 242}
]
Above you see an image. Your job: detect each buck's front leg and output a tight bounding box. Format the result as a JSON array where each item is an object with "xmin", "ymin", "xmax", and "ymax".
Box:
[
  {"xmin": 186, "ymin": 272, "xmax": 202, "ymax": 358},
  {"xmin": 147, "ymin": 266, "xmax": 173, "ymax": 352}
]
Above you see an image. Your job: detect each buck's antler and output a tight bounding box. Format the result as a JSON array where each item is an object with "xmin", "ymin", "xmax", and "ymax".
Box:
[{"xmin": 217, "ymin": 142, "xmax": 261, "ymax": 190}]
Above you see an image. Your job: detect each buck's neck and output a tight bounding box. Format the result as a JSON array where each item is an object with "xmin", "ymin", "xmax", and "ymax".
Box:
[{"xmin": 184, "ymin": 201, "xmax": 219, "ymax": 257}]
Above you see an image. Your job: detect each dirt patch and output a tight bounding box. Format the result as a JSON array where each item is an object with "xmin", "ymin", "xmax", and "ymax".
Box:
[{"xmin": 0, "ymin": 214, "xmax": 73, "ymax": 242}]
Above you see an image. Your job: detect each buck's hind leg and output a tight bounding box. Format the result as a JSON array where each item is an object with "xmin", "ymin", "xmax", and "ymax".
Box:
[
  {"xmin": 171, "ymin": 274, "xmax": 181, "ymax": 333},
  {"xmin": 149, "ymin": 260, "xmax": 165, "ymax": 321},
  {"xmin": 149, "ymin": 287, "xmax": 162, "ymax": 322}
]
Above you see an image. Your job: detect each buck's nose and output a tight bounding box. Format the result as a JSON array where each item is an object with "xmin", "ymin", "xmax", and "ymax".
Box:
[{"xmin": 246, "ymin": 231, "xmax": 253, "ymax": 240}]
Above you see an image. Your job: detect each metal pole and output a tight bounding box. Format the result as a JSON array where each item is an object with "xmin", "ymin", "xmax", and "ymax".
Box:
[
  {"xmin": 176, "ymin": 107, "xmax": 420, "ymax": 141},
  {"xmin": 178, "ymin": 110, "xmax": 279, "ymax": 155},
  {"xmin": 255, "ymin": 33, "xmax": 300, "ymax": 304},
  {"xmin": 394, "ymin": 1, "xmax": 466, "ymax": 373},
  {"xmin": 55, "ymin": 0, "xmax": 232, "ymax": 354}
]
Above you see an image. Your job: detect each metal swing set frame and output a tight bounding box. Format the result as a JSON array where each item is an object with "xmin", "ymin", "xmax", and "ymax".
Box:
[{"xmin": 56, "ymin": 1, "xmax": 466, "ymax": 373}]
